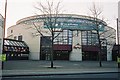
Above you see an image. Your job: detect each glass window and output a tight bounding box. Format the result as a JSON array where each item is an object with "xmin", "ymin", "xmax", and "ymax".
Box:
[
  {"xmin": 20, "ymin": 42, "xmax": 25, "ymax": 47},
  {"xmin": 16, "ymin": 42, "xmax": 21, "ymax": 46},
  {"xmin": 81, "ymin": 31, "xmax": 99, "ymax": 45},
  {"xmin": 18, "ymin": 42, "xmax": 24, "ymax": 46},
  {"xmin": 6, "ymin": 40, "xmax": 12, "ymax": 45},
  {"xmin": 9, "ymin": 41, "xmax": 15, "ymax": 46},
  {"xmin": 14, "ymin": 41, "xmax": 19, "ymax": 46},
  {"xmin": 13, "ymin": 41, "xmax": 18, "ymax": 46},
  {"xmin": 11, "ymin": 30, "xmax": 13, "ymax": 33},
  {"xmin": 18, "ymin": 35, "xmax": 22, "ymax": 41},
  {"xmin": 4, "ymin": 40, "xmax": 9, "ymax": 45},
  {"xmin": 4, "ymin": 41, "xmax": 7, "ymax": 45},
  {"xmin": 14, "ymin": 36, "xmax": 17, "ymax": 40},
  {"xmin": 53, "ymin": 30, "xmax": 72, "ymax": 45}
]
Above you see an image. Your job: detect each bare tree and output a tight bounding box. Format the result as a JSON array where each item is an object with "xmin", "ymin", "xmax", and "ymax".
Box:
[
  {"xmin": 34, "ymin": 1, "xmax": 60, "ymax": 68},
  {"xmin": 88, "ymin": 3, "xmax": 116, "ymax": 67},
  {"xmin": 88, "ymin": 3, "xmax": 106, "ymax": 67},
  {"xmin": 32, "ymin": 0, "xmax": 63, "ymax": 68}
]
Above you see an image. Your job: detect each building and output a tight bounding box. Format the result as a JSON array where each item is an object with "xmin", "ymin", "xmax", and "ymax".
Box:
[
  {"xmin": 3, "ymin": 38, "xmax": 29, "ymax": 60},
  {"xmin": 7, "ymin": 14, "xmax": 116, "ymax": 61},
  {"xmin": 0, "ymin": 14, "xmax": 4, "ymax": 54}
]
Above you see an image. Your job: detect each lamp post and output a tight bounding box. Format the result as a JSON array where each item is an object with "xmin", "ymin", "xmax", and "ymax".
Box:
[
  {"xmin": 2, "ymin": 0, "xmax": 7, "ymax": 69},
  {"xmin": 117, "ymin": 18, "xmax": 120, "ymax": 68},
  {"xmin": 4, "ymin": 0, "xmax": 7, "ymax": 37}
]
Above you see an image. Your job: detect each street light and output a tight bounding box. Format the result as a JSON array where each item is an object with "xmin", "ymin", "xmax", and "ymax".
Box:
[
  {"xmin": 117, "ymin": 18, "xmax": 120, "ymax": 68},
  {"xmin": 2, "ymin": 0, "xmax": 7, "ymax": 69},
  {"xmin": 3, "ymin": 0, "xmax": 7, "ymax": 37}
]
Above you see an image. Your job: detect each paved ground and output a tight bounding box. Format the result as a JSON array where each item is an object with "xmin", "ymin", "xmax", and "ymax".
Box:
[
  {"xmin": 2, "ymin": 73, "xmax": 120, "ymax": 80},
  {"xmin": 1, "ymin": 60, "xmax": 120, "ymax": 76}
]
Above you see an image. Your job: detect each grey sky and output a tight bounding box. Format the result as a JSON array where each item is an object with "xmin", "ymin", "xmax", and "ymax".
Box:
[{"xmin": 0, "ymin": 0, "xmax": 119, "ymax": 30}]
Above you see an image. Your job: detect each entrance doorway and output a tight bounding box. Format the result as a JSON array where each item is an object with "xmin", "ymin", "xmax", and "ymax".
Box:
[
  {"xmin": 82, "ymin": 51, "xmax": 98, "ymax": 61},
  {"xmin": 40, "ymin": 50, "xmax": 70, "ymax": 60},
  {"xmin": 54, "ymin": 51, "xmax": 69, "ymax": 60}
]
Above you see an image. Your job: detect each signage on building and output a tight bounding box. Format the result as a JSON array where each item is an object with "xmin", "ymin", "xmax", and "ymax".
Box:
[
  {"xmin": 73, "ymin": 43, "xmax": 81, "ymax": 49},
  {"xmin": 43, "ymin": 18, "xmax": 105, "ymax": 31}
]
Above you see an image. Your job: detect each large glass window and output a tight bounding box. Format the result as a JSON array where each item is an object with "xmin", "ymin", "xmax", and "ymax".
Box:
[
  {"xmin": 81, "ymin": 31, "xmax": 98, "ymax": 45},
  {"xmin": 54, "ymin": 30, "xmax": 72, "ymax": 45}
]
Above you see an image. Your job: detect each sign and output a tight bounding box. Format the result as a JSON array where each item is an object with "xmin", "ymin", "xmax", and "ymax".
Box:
[
  {"xmin": 73, "ymin": 43, "xmax": 81, "ymax": 49},
  {"xmin": 43, "ymin": 18, "xmax": 105, "ymax": 31},
  {"xmin": 0, "ymin": 54, "xmax": 6, "ymax": 61}
]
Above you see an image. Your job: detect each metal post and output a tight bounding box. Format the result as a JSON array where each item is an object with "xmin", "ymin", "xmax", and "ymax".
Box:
[
  {"xmin": 2, "ymin": 0, "xmax": 7, "ymax": 70},
  {"xmin": 98, "ymin": 31, "xmax": 102, "ymax": 67},
  {"xmin": 50, "ymin": 31, "xmax": 54, "ymax": 68},
  {"xmin": 4, "ymin": 0, "xmax": 7, "ymax": 37},
  {"xmin": 117, "ymin": 18, "xmax": 120, "ymax": 68}
]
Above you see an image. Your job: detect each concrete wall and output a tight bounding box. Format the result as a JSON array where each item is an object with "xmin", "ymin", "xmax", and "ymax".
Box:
[
  {"xmin": 107, "ymin": 45, "xmax": 113, "ymax": 61},
  {"xmin": 7, "ymin": 23, "xmax": 42, "ymax": 60},
  {"xmin": 101, "ymin": 25, "xmax": 116, "ymax": 61},
  {"xmin": 69, "ymin": 31, "xmax": 82, "ymax": 61}
]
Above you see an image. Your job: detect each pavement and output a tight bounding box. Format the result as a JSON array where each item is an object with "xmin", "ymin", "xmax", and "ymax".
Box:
[{"xmin": 1, "ymin": 60, "xmax": 120, "ymax": 77}]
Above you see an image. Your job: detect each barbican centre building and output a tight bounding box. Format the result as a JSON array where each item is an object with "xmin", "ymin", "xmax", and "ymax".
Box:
[{"xmin": 7, "ymin": 14, "xmax": 116, "ymax": 61}]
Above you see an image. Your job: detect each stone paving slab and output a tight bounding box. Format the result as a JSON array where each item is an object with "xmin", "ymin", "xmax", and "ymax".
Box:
[
  {"xmin": 2, "ymin": 68, "xmax": 119, "ymax": 76},
  {"xmin": 1, "ymin": 61, "xmax": 119, "ymax": 76}
]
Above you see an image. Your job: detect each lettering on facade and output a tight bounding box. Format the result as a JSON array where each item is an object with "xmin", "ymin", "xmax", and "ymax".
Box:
[{"xmin": 73, "ymin": 43, "xmax": 81, "ymax": 49}]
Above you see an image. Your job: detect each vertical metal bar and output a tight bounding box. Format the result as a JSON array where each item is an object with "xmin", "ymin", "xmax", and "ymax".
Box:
[
  {"xmin": 117, "ymin": 18, "xmax": 120, "ymax": 68},
  {"xmin": 2, "ymin": 0, "xmax": 7, "ymax": 69},
  {"xmin": 117, "ymin": 18, "xmax": 119, "ymax": 55},
  {"xmin": 3, "ymin": 0, "xmax": 7, "ymax": 37}
]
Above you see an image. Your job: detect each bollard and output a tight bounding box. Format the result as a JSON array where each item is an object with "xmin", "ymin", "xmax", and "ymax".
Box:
[
  {"xmin": 0, "ymin": 54, "xmax": 6, "ymax": 61},
  {"xmin": 0, "ymin": 54, "xmax": 6, "ymax": 69},
  {"xmin": 117, "ymin": 56, "xmax": 120, "ymax": 68}
]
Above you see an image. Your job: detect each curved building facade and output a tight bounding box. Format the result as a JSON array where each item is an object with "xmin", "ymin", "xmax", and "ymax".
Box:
[{"xmin": 7, "ymin": 14, "xmax": 116, "ymax": 61}]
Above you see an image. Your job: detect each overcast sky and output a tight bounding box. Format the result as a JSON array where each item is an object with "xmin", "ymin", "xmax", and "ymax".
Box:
[{"xmin": 0, "ymin": 0, "xmax": 119, "ymax": 30}]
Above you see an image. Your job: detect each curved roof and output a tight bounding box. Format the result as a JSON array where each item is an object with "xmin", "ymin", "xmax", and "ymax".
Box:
[
  {"xmin": 17, "ymin": 14, "xmax": 107, "ymax": 25},
  {"xmin": 4, "ymin": 38, "xmax": 28, "ymax": 47},
  {"xmin": 16, "ymin": 14, "xmax": 109, "ymax": 31}
]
